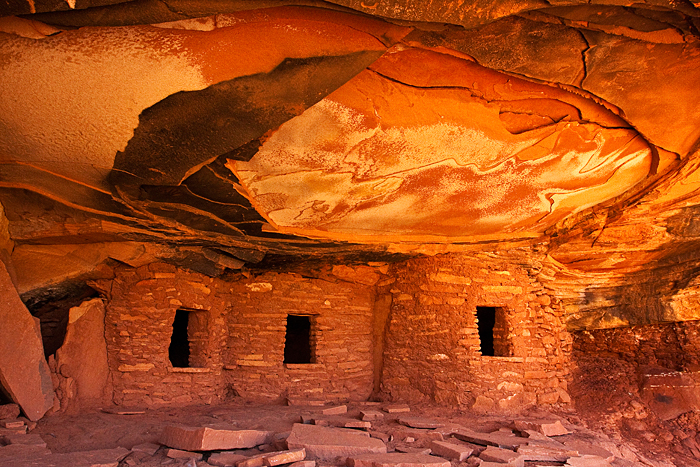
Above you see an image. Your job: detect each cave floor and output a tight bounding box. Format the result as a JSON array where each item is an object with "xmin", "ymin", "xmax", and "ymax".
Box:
[{"xmin": 0, "ymin": 398, "xmax": 691, "ymax": 467}]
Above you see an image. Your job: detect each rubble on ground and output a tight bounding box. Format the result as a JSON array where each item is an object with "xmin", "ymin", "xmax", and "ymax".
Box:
[{"xmin": 0, "ymin": 400, "xmax": 684, "ymax": 466}]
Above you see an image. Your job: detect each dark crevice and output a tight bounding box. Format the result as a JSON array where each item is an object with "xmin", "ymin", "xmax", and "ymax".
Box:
[
  {"xmin": 21, "ymin": 282, "xmax": 100, "ymax": 358},
  {"xmin": 575, "ymin": 28, "xmax": 591, "ymax": 89}
]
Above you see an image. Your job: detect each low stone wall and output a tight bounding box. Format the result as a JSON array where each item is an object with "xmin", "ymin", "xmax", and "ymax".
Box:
[
  {"xmin": 96, "ymin": 251, "xmax": 574, "ymax": 409},
  {"xmin": 224, "ymin": 272, "xmax": 374, "ymax": 401},
  {"xmin": 573, "ymin": 320, "xmax": 700, "ymax": 371},
  {"xmin": 99, "ymin": 264, "xmax": 375, "ymax": 406},
  {"xmin": 101, "ymin": 263, "xmax": 228, "ymax": 406},
  {"xmin": 380, "ymin": 252, "xmax": 571, "ymax": 410}
]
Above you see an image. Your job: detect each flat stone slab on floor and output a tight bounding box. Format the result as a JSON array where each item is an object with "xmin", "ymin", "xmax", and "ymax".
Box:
[
  {"xmin": 453, "ymin": 428, "xmax": 529, "ymax": 450},
  {"xmin": 311, "ymin": 417, "xmax": 371, "ymax": 430},
  {"xmin": 289, "ymin": 461, "xmax": 316, "ymax": 467},
  {"xmin": 429, "ymin": 440, "xmax": 473, "ymax": 461},
  {"xmin": 566, "ymin": 455, "xmax": 613, "ymax": 466},
  {"xmin": 516, "ymin": 444, "xmax": 577, "ymax": 462},
  {"xmin": 166, "ymin": 448, "xmax": 203, "ymax": 460},
  {"xmin": 322, "ymin": 405, "xmax": 347, "ymax": 415},
  {"xmin": 160, "ymin": 425, "xmax": 273, "ymax": 451},
  {"xmin": 562, "ymin": 440, "xmax": 614, "ymax": 461},
  {"xmin": 208, "ymin": 452, "xmax": 248, "ymax": 467},
  {"xmin": 361, "ymin": 410, "xmax": 384, "ymax": 421},
  {"xmin": 0, "ymin": 446, "xmax": 130, "ymax": 467},
  {"xmin": 383, "ymin": 405, "xmax": 410, "ymax": 414},
  {"xmin": 130, "ymin": 442, "xmax": 160, "ymax": 456},
  {"xmin": 265, "ymin": 448, "xmax": 306, "ymax": 466},
  {"xmin": 514, "ymin": 420, "xmax": 572, "ymax": 437},
  {"xmin": 479, "ymin": 445, "xmax": 525, "ymax": 467},
  {"xmin": 2, "ymin": 432, "xmax": 47, "ymax": 447},
  {"xmin": 236, "ymin": 449, "xmax": 306, "ymax": 467},
  {"xmin": 394, "ymin": 446, "xmax": 431, "ymax": 455},
  {"xmin": 347, "ymin": 452, "xmax": 450, "ymax": 467},
  {"xmin": 287, "ymin": 399, "xmax": 326, "ymax": 407},
  {"xmin": 286, "ymin": 423, "xmax": 386, "ymax": 460},
  {"xmin": 397, "ymin": 417, "xmax": 444, "ymax": 429}
]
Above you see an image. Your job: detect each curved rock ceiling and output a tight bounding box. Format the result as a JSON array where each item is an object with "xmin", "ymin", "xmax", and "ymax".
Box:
[{"xmin": 2, "ymin": 0, "xmax": 700, "ymax": 328}]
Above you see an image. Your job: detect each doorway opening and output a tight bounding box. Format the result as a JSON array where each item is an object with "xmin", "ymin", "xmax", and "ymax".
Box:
[
  {"xmin": 168, "ymin": 308, "xmax": 209, "ymax": 368},
  {"xmin": 284, "ymin": 315, "xmax": 313, "ymax": 364},
  {"xmin": 476, "ymin": 306, "xmax": 511, "ymax": 357}
]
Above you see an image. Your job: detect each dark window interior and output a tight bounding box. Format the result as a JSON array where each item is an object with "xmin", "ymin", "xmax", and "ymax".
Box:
[
  {"xmin": 476, "ymin": 306, "xmax": 496, "ymax": 356},
  {"xmin": 169, "ymin": 309, "xmax": 190, "ymax": 368},
  {"xmin": 284, "ymin": 315, "xmax": 312, "ymax": 364}
]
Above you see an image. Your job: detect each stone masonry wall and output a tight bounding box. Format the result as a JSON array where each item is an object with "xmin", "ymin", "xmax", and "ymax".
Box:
[
  {"xmin": 101, "ymin": 263, "xmax": 229, "ymax": 406},
  {"xmin": 380, "ymin": 252, "xmax": 571, "ymax": 410},
  {"xmin": 225, "ymin": 272, "xmax": 375, "ymax": 402},
  {"xmin": 99, "ymin": 264, "xmax": 375, "ymax": 406},
  {"xmin": 573, "ymin": 320, "xmax": 700, "ymax": 371}
]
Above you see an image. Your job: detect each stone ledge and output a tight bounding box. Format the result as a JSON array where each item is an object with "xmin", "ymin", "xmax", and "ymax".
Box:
[
  {"xmin": 284, "ymin": 363, "xmax": 325, "ymax": 371},
  {"xmin": 168, "ymin": 367, "xmax": 212, "ymax": 373},
  {"xmin": 480, "ymin": 356, "xmax": 525, "ymax": 363}
]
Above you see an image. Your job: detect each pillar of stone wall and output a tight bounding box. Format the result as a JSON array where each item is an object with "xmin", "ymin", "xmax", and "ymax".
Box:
[
  {"xmin": 51, "ymin": 298, "xmax": 111, "ymax": 412},
  {"xmin": 224, "ymin": 272, "xmax": 375, "ymax": 401},
  {"xmin": 379, "ymin": 251, "xmax": 571, "ymax": 410},
  {"xmin": 101, "ymin": 263, "xmax": 227, "ymax": 406}
]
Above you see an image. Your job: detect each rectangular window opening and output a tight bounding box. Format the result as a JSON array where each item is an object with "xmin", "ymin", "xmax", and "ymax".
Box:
[
  {"xmin": 284, "ymin": 315, "xmax": 314, "ymax": 364},
  {"xmin": 476, "ymin": 306, "xmax": 511, "ymax": 357},
  {"xmin": 169, "ymin": 308, "xmax": 208, "ymax": 368}
]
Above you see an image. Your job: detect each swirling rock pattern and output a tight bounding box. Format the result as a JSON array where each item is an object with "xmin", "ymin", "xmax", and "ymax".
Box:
[{"xmin": 0, "ymin": 1, "xmax": 700, "ymax": 329}]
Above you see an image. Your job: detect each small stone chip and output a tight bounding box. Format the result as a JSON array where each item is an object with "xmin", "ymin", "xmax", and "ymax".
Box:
[
  {"xmin": 208, "ymin": 452, "xmax": 247, "ymax": 467},
  {"xmin": 361, "ymin": 410, "xmax": 385, "ymax": 421},
  {"xmin": 1, "ymin": 420, "xmax": 25, "ymax": 429},
  {"xmin": 130, "ymin": 442, "xmax": 160, "ymax": 456},
  {"xmin": 263, "ymin": 448, "xmax": 306, "ymax": 466},
  {"xmin": 397, "ymin": 417, "xmax": 444, "ymax": 429},
  {"xmin": 289, "ymin": 461, "xmax": 315, "ymax": 467},
  {"xmin": 383, "ymin": 405, "xmax": 410, "ymax": 414},
  {"xmin": 345, "ymin": 420, "xmax": 372, "ymax": 430}
]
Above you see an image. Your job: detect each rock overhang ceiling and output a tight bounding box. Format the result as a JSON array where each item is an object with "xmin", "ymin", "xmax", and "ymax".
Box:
[{"xmin": 2, "ymin": 1, "xmax": 700, "ymax": 329}]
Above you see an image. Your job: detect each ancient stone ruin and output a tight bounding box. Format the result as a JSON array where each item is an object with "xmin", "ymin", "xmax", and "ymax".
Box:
[{"xmin": 2, "ymin": 0, "xmax": 700, "ymax": 466}]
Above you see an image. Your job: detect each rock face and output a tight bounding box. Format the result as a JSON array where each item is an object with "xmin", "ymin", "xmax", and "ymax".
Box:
[
  {"xmin": 639, "ymin": 367, "xmax": 700, "ymax": 421},
  {"xmin": 0, "ymin": 0, "xmax": 696, "ymax": 339},
  {"xmin": 0, "ymin": 260, "xmax": 54, "ymax": 421},
  {"xmin": 53, "ymin": 298, "xmax": 110, "ymax": 411}
]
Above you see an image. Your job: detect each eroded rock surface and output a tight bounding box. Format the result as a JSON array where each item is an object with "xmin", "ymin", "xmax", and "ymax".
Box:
[{"xmin": 0, "ymin": 260, "xmax": 54, "ymax": 421}]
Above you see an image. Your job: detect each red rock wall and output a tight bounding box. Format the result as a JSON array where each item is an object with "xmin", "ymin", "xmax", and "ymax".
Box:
[
  {"xmin": 224, "ymin": 272, "xmax": 374, "ymax": 401},
  {"xmin": 573, "ymin": 321, "xmax": 700, "ymax": 371},
  {"xmin": 379, "ymin": 253, "xmax": 571, "ymax": 409}
]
